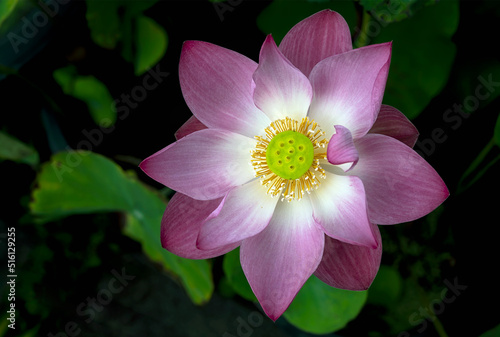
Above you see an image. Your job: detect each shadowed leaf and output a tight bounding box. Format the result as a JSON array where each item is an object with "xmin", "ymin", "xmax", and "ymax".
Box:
[
  {"xmin": 30, "ymin": 151, "xmax": 214, "ymax": 305},
  {"xmin": 283, "ymin": 275, "xmax": 368, "ymax": 334}
]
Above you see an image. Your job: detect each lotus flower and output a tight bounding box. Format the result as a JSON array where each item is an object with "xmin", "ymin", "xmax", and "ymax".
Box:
[{"xmin": 140, "ymin": 10, "xmax": 449, "ymax": 320}]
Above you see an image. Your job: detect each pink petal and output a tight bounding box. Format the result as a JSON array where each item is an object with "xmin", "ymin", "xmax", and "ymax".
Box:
[
  {"xmin": 179, "ymin": 41, "xmax": 271, "ymax": 138},
  {"xmin": 252, "ymin": 35, "xmax": 313, "ymax": 122},
  {"xmin": 139, "ymin": 129, "xmax": 256, "ymax": 200},
  {"xmin": 279, "ymin": 9, "xmax": 352, "ymax": 77},
  {"xmin": 175, "ymin": 115, "xmax": 207, "ymax": 140},
  {"xmin": 240, "ymin": 199, "xmax": 324, "ymax": 321},
  {"xmin": 197, "ymin": 179, "xmax": 279, "ymax": 250},
  {"xmin": 161, "ymin": 192, "xmax": 239, "ymax": 259},
  {"xmin": 327, "ymin": 125, "xmax": 359, "ymax": 171},
  {"xmin": 308, "ymin": 42, "xmax": 392, "ymax": 140},
  {"xmin": 350, "ymin": 134, "xmax": 449, "ymax": 225},
  {"xmin": 368, "ymin": 105, "xmax": 419, "ymax": 148},
  {"xmin": 314, "ymin": 224, "xmax": 382, "ymax": 290},
  {"xmin": 310, "ymin": 172, "xmax": 377, "ymax": 248}
]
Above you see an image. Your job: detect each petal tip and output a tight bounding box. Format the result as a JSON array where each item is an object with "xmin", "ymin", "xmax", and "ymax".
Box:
[
  {"xmin": 181, "ymin": 39, "xmax": 200, "ymax": 51},
  {"xmin": 138, "ymin": 159, "xmax": 146, "ymax": 171},
  {"xmin": 195, "ymin": 232, "xmax": 221, "ymax": 252},
  {"xmin": 379, "ymin": 40, "xmax": 393, "ymax": 48},
  {"xmin": 369, "ymin": 41, "xmax": 392, "ymax": 56},
  {"xmin": 263, "ymin": 34, "xmax": 276, "ymax": 45},
  {"xmin": 257, "ymin": 298, "xmax": 288, "ymax": 322},
  {"xmin": 441, "ymin": 181, "xmax": 451, "ymax": 202},
  {"xmin": 309, "ymin": 8, "xmax": 344, "ymax": 20},
  {"xmin": 268, "ymin": 314, "xmax": 280, "ymax": 323},
  {"xmin": 359, "ymin": 229, "xmax": 379, "ymax": 250},
  {"xmin": 138, "ymin": 157, "xmax": 152, "ymax": 175},
  {"xmin": 195, "ymin": 231, "xmax": 209, "ymax": 251}
]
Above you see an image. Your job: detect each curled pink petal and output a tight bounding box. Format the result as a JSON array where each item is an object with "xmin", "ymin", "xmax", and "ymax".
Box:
[
  {"xmin": 279, "ymin": 9, "xmax": 352, "ymax": 77},
  {"xmin": 139, "ymin": 129, "xmax": 256, "ymax": 200},
  {"xmin": 314, "ymin": 224, "xmax": 382, "ymax": 290},
  {"xmin": 197, "ymin": 180, "xmax": 279, "ymax": 250},
  {"xmin": 350, "ymin": 134, "xmax": 449, "ymax": 225},
  {"xmin": 310, "ymin": 172, "xmax": 377, "ymax": 248},
  {"xmin": 253, "ymin": 35, "xmax": 313, "ymax": 122},
  {"xmin": 175, "ymin": 115, "xmax": 207, "ymax": 140},
  {"xmin": 179, "ymin": 41, "xmax": 271, "ymax": 138},
  {"xmin": 308, "ymin": 42, "xmax": 392, "ymax": 139},
  {"xmin": 327, "ymin": 125, "xmax": 359, "ymax": 171},
  {"xmin": 161, "ymin": 193, "xmax": 239, "ymax": 259},
  {"xmin": 369, "ymin": 104, "xmax": 419, "ymax": 147},
  {"xmin": 240, "ymin": 200, "xmax": 324, "ymax": 321}
]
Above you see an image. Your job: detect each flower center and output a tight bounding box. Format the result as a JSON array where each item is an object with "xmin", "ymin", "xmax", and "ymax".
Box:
[
  {"xmin": 265, "ymin": 130, "xmax": 314, "ymax": 180},
  {"xmin": 251, "ymin": 117, "xmax": 328, "ymax": 202}
]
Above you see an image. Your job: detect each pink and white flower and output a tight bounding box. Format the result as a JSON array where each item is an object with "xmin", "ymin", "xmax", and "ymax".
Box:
[{"xmin": 140, "ymin": 10, "xmax": 449, "ymax": 320}]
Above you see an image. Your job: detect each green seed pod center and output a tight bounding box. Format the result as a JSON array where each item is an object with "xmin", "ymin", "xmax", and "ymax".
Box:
[{"xmin": 265, "ymin": 130, "xmax": 314, "ymax": 180}]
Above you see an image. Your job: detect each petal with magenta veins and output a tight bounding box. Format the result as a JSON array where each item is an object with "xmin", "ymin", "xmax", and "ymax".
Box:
[
  {"xmin": 368, "ymin": 104, "xmax": 419, "ymax": 148},
  {"xmin": 349, "ymin": 133, "xmax": 449, "ymax": 225},
  {"xmin": 197, "ymin": 179, "xmax": 279, "ymax": 250},
  {"xmin": 314, "ymin": 224, "xmax": 382, "ymax": 290},
  {"xmin": 240, "ymin": 199, "xmax": 324, "ymax": 321},
  {"xmin": 139, "ymin": 129, "xmax": 256, "ymax": 200},
  {"xmin": 310, "ymin": 172, "xmax": 377, "ymax": 248},
  {"xmin": 279, "ymin": 9, "xmax": 352, "ymax": 77},
  {"xmin": 179, "ymin": 41, "xmax": 271, "ymax": 138},
  {"xmin": 253, "ymin": 35, "xmax": 313, "ymax": 122},
  {"xmin": 308, "ymin": 42, "xmax": 392, "ymax": 139},
  {"xmin": 161, "ymin": 192, "xmax": 239, "ymax": 259}
]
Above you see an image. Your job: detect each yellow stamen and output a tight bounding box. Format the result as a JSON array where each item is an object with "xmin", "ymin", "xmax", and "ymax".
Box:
[{"xmin": 250, "ymin": 117, "xmax": 328, "ymax": 202}]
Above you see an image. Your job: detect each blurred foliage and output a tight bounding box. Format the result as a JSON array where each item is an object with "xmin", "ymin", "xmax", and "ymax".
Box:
[
  {"xmin": 30, "ymin": 151, "xmax": 214, "ymax": 305},
  {"xmin": 366, "ymin": 265, "xmax": 403, "ymax": 306},
  {"xmin": 480, "ymin": 323, "xmax": 500, "ymax": 337},
  {"xmin": 0, "ymin": 0, "xmax": 18, "ymax": 28},
  {"xmin": 495, "ymin": 111, "xmax": 500, "ymax": 147},
  {"xmin": 53, "ymin": 66, "xmax": 117, "ymax": 126},
  {"xmin": 454, "ymin": 60, "xmax": 500, "ymax": 111},
  {"xmin": 0, "ymin": 131, "xmax": 39, "ymax": 167},
  {"xmin": 133, "ymin": 15, "xmax": 168, "ymax": 76},
  {"xmin": 86, "ymin": 0, "xmax": 168, "ymax": 75},
  {"xmin": 223, "ymin": 247, "xmax": 257, "ymax": 302},
  {"xmin": 371, "ymin": 0, "xmax": 459, "ymax": 119},
  {"xmin": 361, "ymin": 0, "xmax": 438, "ymax": 22},
  {"xmin": 283, "ymin": 276, "xmax": 367, "ymax": 334},
  {"xmin": 457, "ymin": 119, "xmax": 500, "ymax": 194}
]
